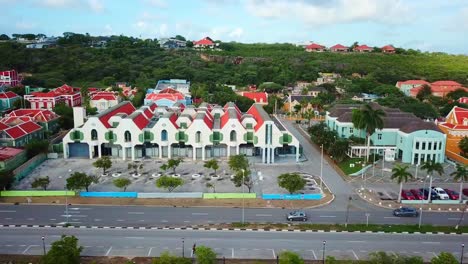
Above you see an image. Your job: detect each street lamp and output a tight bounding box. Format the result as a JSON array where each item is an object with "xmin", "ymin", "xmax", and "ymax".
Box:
[
  {"xmin": 415, "ymin": 164, "xmax": 419, "ymax": 180},
  {"xmin": 41, "ymin": 236, "xmax": 46, "ymax": 256},
  {"xmin": 419, "ymin": 175, "xmax": 430, "ymax": 228},
  {"xmin": 182, "ymin": 238, "xmax": 185, "ymax": 258},
  {"xmin": 320, "ymin": 144, "xmax": 323, "ymax": 193},
  {"xmin": 322, "ymin": 240, "xmax": 326, "ymax": 264},
  {"xmin": 345, "ymin": 196, "xmax": 352, "ymax": 228},
  {"xmin": 241, "ymin": 169, "xmax": 245, "ymax": 224},
  {"xmin": 461, "ymin": 243, "xmax": 465, "ymax": 264}
]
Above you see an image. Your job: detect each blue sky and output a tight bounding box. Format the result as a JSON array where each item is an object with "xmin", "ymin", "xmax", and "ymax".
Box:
[{"xmin": 1, "ymin": 0, "xmax": 467, "ymax": 54}]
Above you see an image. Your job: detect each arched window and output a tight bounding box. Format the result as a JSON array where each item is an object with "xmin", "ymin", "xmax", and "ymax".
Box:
[
  {"xmin": 91, "ymin": 129, "xmax": 98, "ymax": 140},
  {"xmin": 230, "ymin": 130, "xmax": 237, "ymax": 142},
  {"xmin": 161, "ymin": 130, "xmax": 168, "ymax": 141},
  {"xmin": 124, "ymin": 131, "xmax": 131, "ymax": 142},
  {"xmin": 195, "ymin": 131, "xmax": 201, "ymax": 143}
]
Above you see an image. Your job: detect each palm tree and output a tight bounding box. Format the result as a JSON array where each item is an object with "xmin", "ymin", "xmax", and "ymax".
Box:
[
  {"xmin": 351, "ymin": 103, "xmax": 386, "ymax": 162},
  {"xmin": 451, "ymin": 164, "xmax": 468, "ymax": 203},
  {"xmin": 421, "ymin": 160, "xmax": 444, "ymax": 202},
  {"xmin": 391, "ymin": 164, "xmax": 413, "ymax": 203},
  {"xmin": 303, "ymin": 109, "xmax": 314, "ymax": 128}
]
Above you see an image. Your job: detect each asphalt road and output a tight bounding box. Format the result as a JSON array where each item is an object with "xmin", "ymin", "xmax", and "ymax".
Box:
[
  {"xmin": 0, "ymin": 204, "xmax": 465, "ymax": 227},
  {"xmin": 0, "ymin": 227, "xmax": 466, "ymax": 262}
]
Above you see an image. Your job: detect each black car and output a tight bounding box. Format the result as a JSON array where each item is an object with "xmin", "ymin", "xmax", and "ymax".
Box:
[
  {"xmin": 419, "ymin": 188, "xmax": 438, "ymax": 200},
  {"xmin": 287, "ymin": 211, "xmax": 307, "ymax": 221},
  {"xmin": 393, "ymin": 207, "xmax": 419, "ymax": 217}
]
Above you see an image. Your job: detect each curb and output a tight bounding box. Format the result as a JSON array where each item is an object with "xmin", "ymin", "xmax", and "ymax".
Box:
[{"xmin": 1, "ymin": 224, "xmax": 466, "ymax": 235}]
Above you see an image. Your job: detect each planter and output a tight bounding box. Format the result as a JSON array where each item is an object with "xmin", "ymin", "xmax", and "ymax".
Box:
[
  {"xmin": 171, "ymin": 174, "xmax": 181, "ymax": 178},
  {"xmin": 192, "ymin": 174, "xmax": 201, "ymax": 179},
  {"xmin": 101, "ymin": 174, "xmax": 109, "ymax": 177},
  {"xmin": 211, "ymin": 175, "xmax": 220, "ymax": 180},
  {"xmin": 151, "ymin": 173, "xmax": 162, "ymax": 178},
  {"xmin": 131, "ymin": 173, "xmax": 141, "ymax": 178},
  {"xmin": 112, "ymin": 173, "xmax": 121, "ymax": 178},
  {"xmin": 230, "ymin": 174, "xmax": 236, "ymax": 179}
]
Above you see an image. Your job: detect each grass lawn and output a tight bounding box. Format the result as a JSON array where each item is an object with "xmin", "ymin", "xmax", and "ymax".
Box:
[{"xmin": 338, "ymin": 158, "xmax": 366, "ymax": 175}]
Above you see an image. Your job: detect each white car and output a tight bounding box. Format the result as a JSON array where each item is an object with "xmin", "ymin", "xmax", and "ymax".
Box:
[{"xmin": 432, "ymin": 187, "xmax": 449, "ymax": 200}]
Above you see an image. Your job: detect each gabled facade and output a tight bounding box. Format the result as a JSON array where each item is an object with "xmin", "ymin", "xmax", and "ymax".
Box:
[
  {"xmin": 353, "ymin": 45, "xmax": 373, "ymax": 52},
  {"xmin": 305, "ymin": 43, "xmax": 325, "ymax": 52},
  {"xmin": 0, "ymin": 120, "xmax": 43, "ymax": 147},
  {"xmin": 381, "ymin": 45, "xmax": 396, "ymax": 53},
  {"xmin": 63, "ymin": 102, "xmax": 300, "ymax": 163},
  {"xmin": 329, "ymin": 44, "xmax": 348, "ymax": 52},
  {"xmin": 438, "ymin": 106, "xmax": 468, "ymax": 164},
  {"xmin": 4, "ymin": 109, "xmax": 60, "ymax": 133},
  {"xmin": 193, "ymin": 37, "xmax": 215, "ymax": 49},
  {"xmin": 0, "ymin": 91, "xmax": 21, "ymax": 111},
  {"xmin": 0, "ymin": 70, "xmax": 20, "ymax": 87},
  {"xmin": 395, "ymin": 80, "xmax": 430, "ymax": 96},
  {"xmin": 24, "ymin": 84, "xmax": 82, "ymax": 110},
  {"xmin": 90, "ymin": 91, "xmax": 121, "ymax": 112}
]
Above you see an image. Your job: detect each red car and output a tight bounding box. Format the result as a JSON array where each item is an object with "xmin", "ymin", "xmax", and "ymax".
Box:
[
  {"xmin": 410, "ymin": 189, "xmax": 425, "ymax": 200},
  {"xmin": 401, "ymin": 189, "xmax": 416, "ymax": 200},
  {"xmin": 463, "ymin": 188, "xmax": 468, "ymax": 197},
  {"xmin": 444, "ymin": 189, "xmax": 460, "ymax": 200}
]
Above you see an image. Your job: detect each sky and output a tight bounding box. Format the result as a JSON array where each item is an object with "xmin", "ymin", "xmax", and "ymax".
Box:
[{"xmin": 1, "ymin": 0, "xmax": 467, "ymax": 54}]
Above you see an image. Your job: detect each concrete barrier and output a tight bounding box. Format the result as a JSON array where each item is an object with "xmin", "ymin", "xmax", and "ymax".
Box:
[
  {"xmin": 203, "ymin": 193, "xmax": 257, "ymax": 199},
  {"xmin": 262, "ymin": 193, "xmax": 322, "ymax": 200},
  {"xmin": 432, "ymin": 200, "xmax": 462, "ymax": 205},
  {"xmin": 0, "ymin": 190, "xmax": 76, "ymax": 197},
  {"xmin": 401, "ymin": 200, "xmax": 430, "ymax": 204},
  {"xmin": 80, "ymin": 192, "xmax": 137, "ymax": 198},
  {"xmin": 137, "ymin": 192, "xmax": 203, "ymax": 198}
]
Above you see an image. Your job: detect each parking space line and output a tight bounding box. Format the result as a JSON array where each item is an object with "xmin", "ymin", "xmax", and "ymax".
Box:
[
  {"xmin": 270, "ymin": 249, "xmax": 276, "ymax": 258},
  {"xmin": 191, "ymin": 213, "xmax": 208, "ymax": 215},
  {"xmin": 105, "ymin": 246, "xmax": 112, "ymax": 256},
  {"xmin": 310, "ymin": 250, "xmax": 317, "ymax": 260},
  {"xmin": 351, "ymin": 250, "xmax": 359, "ymax": 260},
  {"xmin": 148, "ymin": 247, "xmax": 153, "ymax": 256},
  {"xmin": 232, "ymin": 248, "xmax": 234, "ymax": 258},
  {"xmin": 255, "ymin": 214, "xmax": 272, "ymax": 217},
  {"xmin": 22, "ymin": 245, "xmax": 36, "ymax": 254}
]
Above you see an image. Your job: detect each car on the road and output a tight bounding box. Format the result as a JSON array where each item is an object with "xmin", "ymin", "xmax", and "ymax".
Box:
[
  {"xmin": 431, "ymin": 187, "xmax": 450, "ymax": 200},
  {"xmin": 401, "ymin": 189, "xmax": 416, "ymax": 200},
  {"xmin": 410, "ymin": 189, "xmax": 425, "ymax": 200},
  {"xmin": 287, "ymin": 211, "xmax": 307, "ymax": 221},
  {"xmin": 444, "ymin": 189, "xmax": 460, "ymax": 200},
  {"xmin": 393, "ymin": 207, "xmax": 419, "ymax": 217},
  {"xmin": 420, "ymin": 188, "xmax": 438, "ymax": 200}
]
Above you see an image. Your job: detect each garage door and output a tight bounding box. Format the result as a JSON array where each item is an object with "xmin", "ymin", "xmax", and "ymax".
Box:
[{"xmin": 68, "ymin": 143, "xmax": 89, "ymax": 158}]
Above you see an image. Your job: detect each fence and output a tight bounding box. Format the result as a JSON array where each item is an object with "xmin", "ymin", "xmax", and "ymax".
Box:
[
  {"xmin": 13, "ymin": 153, "xmax": 47, "ymax": 182},
  {"xmin": 203, "ymin": 193, "xmax": 257, "ymax": 199},
  {"xmin": 262, "ymin": 193, "xmax": 323, "ymax": 200},
  {"xmin": 0, "ymin": 190, "xmax": 75, "ymax": 197}
]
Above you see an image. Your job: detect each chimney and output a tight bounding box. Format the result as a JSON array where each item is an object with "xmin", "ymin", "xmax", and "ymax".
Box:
[{"xmin": 73, "ymin": 106, "xmax": 86, "ymax": 128}]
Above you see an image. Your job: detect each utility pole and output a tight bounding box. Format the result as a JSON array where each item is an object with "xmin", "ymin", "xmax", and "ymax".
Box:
[
  {"xmin": 322, "ymin": 241, "xmax": 326, "ymax": 264},
  {"xmin": 41, "ymin": 236, "xmax": 46, "ymax": 256},
  {"xmin": 345, "ymin": 196, "xmax": 352, "ymax": 228}
]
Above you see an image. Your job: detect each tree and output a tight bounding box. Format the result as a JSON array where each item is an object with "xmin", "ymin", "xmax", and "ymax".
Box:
[
  {"xmin": 167, "ymin": 158, "xmax": 182, "ymax": 174},
  {"xmin": 206, "ymin": 182, "xmax": 216, "ymax": 193},
  {"xmin": 228, "ymin": 154, "xmax": 249, "ymax": 172},
  {"xmin": 93, "ymin": 157, "xmax": 112, "ymax": 175},
  {"xmin": 231, "ymin": 169, "xmax": 254, "ymax": 193},
  {"xmin": 351, "ymin": 103, "xmax": 385, "ymax": 162},
  {"xmin": 0, "ymin": 34, "xmax": 10, "ymax": 40},
  {"xmin": 328, "ymin": 139, "xmax": 349, "ymax": 163},
  {"xmin": 391, "ymin": 165, "xmax": 413, "ymax": 203},
  {"xmin": 31, "ymin": 176, "xmax": 50, "ymax": 190},
  {"xmin": 451, "ymin": 164, "xmax": 468, "ymax": 203},
  {"xmin": 416, "ymin": 85, "xmax": 432, "ymax": 101},
  {"xmin": 43, "ymin": 235, "xmax": 83, "ymax": 264},
  {"xmin": 195, "ymin": 245, "xmax": 217, "ymax": 264},
  {"xmin": 113, "ymin": 178, "xmax": 131, "ymax": 192},
  {"xmin": 66, "ymin": 172, "xmax": 97, "ymax": 192},
  {"xmin": 174, "ymin": 35, "xmax": 186, "ymax": 41},
  {"xmin": 421, "ymin": 160, "xmax": 444, "ymax": 202},
  {"xmin": 156, "ymin": 176, "xmax": 184, "ymax": 192},
  {"xmin": 25, "ymin": 140, "xmax": 49, "ymax": 158},
  {"xmin": 204, "ymin": 159, "xmax": 219, "ymax": 176},
  {"xmin": 369, "ymin": 251, "xmax": 423, "ymax": 264},
  {"xmin": 153, "ymin": 251, "xmax": 191, "ymax": 264},
  {"xmin": 277, "ymin": 173, "xmax": 306, "ymax": 194},
  {"xmin": 430, "ymin": 252, "xmax": 458, "ymax": 264},
  {"xmin": 0, "ymin": 170, "xmax": 14, "ymax": 191},
  {"xmin": 128, "ymin": 162, "xmax": 143, "ymax": 174},
  {"xmin": 459, "ymin": 136, "xmax": 468, "ymax": 157},
  {"xmin": 303, "ymin": 109, "xmax": 315, "ymax": 128},
  {"xmin": 53, "ymin": 103, "xmax": 74, "ymax": 130},
  {"xmin": 279, "ymin": 251, "xmax": 304, "ymax": 264},
  {"xmin": 186, "ymin": 41, "xmax": 193, "ymax": 48}
]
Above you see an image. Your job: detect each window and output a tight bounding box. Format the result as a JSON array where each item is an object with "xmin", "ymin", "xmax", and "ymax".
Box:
[
  {"xmin": 161, "ymin": 130, "xmax": 168, "ymax": 141},
  {"xmin": 144, "ymin": 131, "xmax": 151, "ymax": 141},
  {"xmin": 377, "ymin": 134, "xmax": 382, "ymax": 140},
  {"xmin": 400, "ymin": 137, "xmax": 403, "ymax": 143},
  {"xmin": 349, "ymin": 128, "xmax": 353, "ymax": 134},
  {"xmin": 230, "ymin": 130, "xmax": 237, "ymax": 142},
  {"xmin": 124, "ymin": 131, "xmax": 131, "ymax": 142},
  {"xmin": 341, "ymin": 127, "xmax": 345, "ymax": 134},
  {"xmin": 74, "ymin": 130, "xmax": 80, "ymax": 140},
  {"xmin": 246, "ymin": 123, "xmax": 253, "ymax": 129},
  {"xmin": 422, "ymin": 142, "xmax": 426, "ymax": 150},
  {"xmin": 180, "ymin": 122, "xmax": 187, "ymax": 129},
  {"xmin": 195, "ymin": 131, "xmax": 201, "ymax": 143},
  {"xmin": 439, "ymin": 142, "xmax": 442, "ymax": 150},
  {"xmin": 416, "ymin": 142, "xmax": 419, "ymax": 149},
  {"xmin": 91, "ymin": 129, "xmax": 98, "ymax": 140},
  {"xmin": 428, "ymin": 142, "xmax": 432, "ymax": 150}
]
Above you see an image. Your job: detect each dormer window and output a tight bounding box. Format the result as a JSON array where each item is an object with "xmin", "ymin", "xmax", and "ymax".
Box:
[{"xmin": 463, "ymin": 118, "xmax": 468, "ymax": 126}]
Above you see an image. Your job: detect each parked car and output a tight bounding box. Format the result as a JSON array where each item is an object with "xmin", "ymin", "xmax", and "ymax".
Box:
[
  {"xmin": 410, "ymin": 189, "xmax": 425, "ymax": 200},
  {"xmin": 393, "ymin": 207, "xmax": 419, "ymax": 217},
  {"xmin": 287, "ymin": 211, "xmax": 307, "ymax": 221},
  {"xmin": 431, "ymin": 187, "xmax": 450, "ymax": 200},
  {"xmin": 420, "ymin": 188, "xmax": 438, "ymax": 200},
  {"xmin": 444, "ymin": 189, "xmax": 460, "ymax": 200},
  {"xmin": 463, "ymin": 188, "xmax": 468, "ymax": 197},
  {"xmin": 401, "ymin": 189, "xmax": 416, "ymax": 200}
]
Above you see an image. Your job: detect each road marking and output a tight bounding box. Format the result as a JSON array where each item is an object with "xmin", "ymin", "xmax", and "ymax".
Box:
[
  {"xmin": 22, "ymin": 245, "xmax": 37, "ymax": 254},
  {"xmin": 351, "ymin": 250, "xmax": 359, "ymax": 260},
  {"xmin": 125, "ymin": 237, "xmax": 144, "ymax": 239},
  {"xmin": 148, "ymin": 247, "xmax": 154, "ymax": 256},
  {"xmin": 49, "ymin": 218, "xmax": 56, "ymax": 221},
  {"xmin": 94, "ymin": 219, "xmax": 101, "ymax": 221},
  {"xmin": 139, "ymin": 220, "xmax": 145, "ymax": 222},
  {"xmin": 184, "ymin": 221, "xmax": 190, "ymax": 223},
  {"xmin": 61, "ymin": 215, "xmax": 87, "ymax": 218},
  {"xmin": 6, "ymin": 245, "xmax": 12, "ymax": 247},
  {"xmin": 19, "ymin": 245, "xmax": 26, "ymax": 247},
  {"xmin": 27, "ymin": 218, "xmax": 34, "ymax": 221},
  {"xmin": 310, "ymin": 250, "xmax": 317, "ymax": 260},
  {"xmin": 128, "ymin": 212, "xmax": 145, "ymax": 215},
  {"xmin": 191, "ymin": 213, "xmax": 208, "ymax": 215},
  {"xmin": 161, "ymin": 220, "xmax": 168, "ymax": 222},
  {"xmin": 431, "ymin": 252, "xmax": 438, "ymax": 257},
  {"xmin": 4, "ymin": 218, "xmax": 12, "ymax": 220},
  {"xmin": 384, "ymin": 217, "xmax": 399, "ymax": 219},
  {"xmin": 255, "ymin": 214, "xmax": 272, "ymax": 217},
  {"xmin": 448, "ymin": 218, "xmax": 460, "ymax": 220},
  {"xmin": 319, "ymin": 215, "xmax": 336, "ymax": 218},
  {"xmin": 105, "ymin": 247, "xmax": 112, "ymax": 256},
  {"xmin": 117, "ymin": 219, "xmax": 124, "ymax": 222},
  {"xmin": 270, "ymin": 249, "xmax": 276, "ymax": 258},
  {"xmin": 232, "ymin": 248, "xmax": 235, "ymax": 258},
  {"xmin": 0, "ymin": 210, "xmax": 16, "ymax": 213},
  {"xmin": 348, "ymin": 241, "xmax": 365, "ymax": 243},
  {"xmin": 422, "ymin": 242, "xmax": 440, "ymax": 245}
]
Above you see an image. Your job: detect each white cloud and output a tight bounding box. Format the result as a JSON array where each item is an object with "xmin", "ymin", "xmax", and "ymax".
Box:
[
  {"xmin": 228, "ymin": 27, "xmax": 244, "ymax": 39},
  {"xmin": 15, "ymin": 21, "xmax": 36, "ymax": 30},
  {"xmin": 142, "ymin": 0, "xmax": 167, "ymax": 8},
  {"xmin": 244, "ymin": 0, "xmax": 410, "ymax": 26},
  {"xmin": 134, "ymin": 21, "xmax": 148, "ymax": 29},
  {"xmin": 87, "ymin": 0, "xmax": 104, "ymax": 12},
  {"xmin": 35, "ymin": 0, "xmax": 104, "ymax": 12},
  {"xmin": 159, "ymin": 24, "xmax": 168, "ymax": 36},
  {"xmin": 103, "ymin": 24, "xmax": 114, "ymax": 35}
]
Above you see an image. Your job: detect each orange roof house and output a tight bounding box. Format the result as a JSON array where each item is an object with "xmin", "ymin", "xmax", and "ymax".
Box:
[
  {"xmin": 438, "ymin": 106, "xmax": 468, "ymax": 164},
  {"xmin": 305, "ymin": 43, "xmax": 325, "ymax": 52},
  {"xmin": 381, "ymin": 45, "xmax": 396, "ymax": 53}
]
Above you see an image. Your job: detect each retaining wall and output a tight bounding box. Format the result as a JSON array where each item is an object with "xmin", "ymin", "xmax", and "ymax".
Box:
[
  {"xmin": 203, "ymin": 193, "xmax": 257, "ymax": 199},
  {"xmin": 262, "ymin": 193, "xmax": 323, "ymax": 200},
  {"xmin": 80, "ymin": 192, "xmax": 138, "ymax": 198},
  {"xmin": 0, "ymin": 190, "xmax": 75, "ymax": 197},
  {"xmin": 137, "ymin": 192, "xmax": 203, "ymax": 198}
]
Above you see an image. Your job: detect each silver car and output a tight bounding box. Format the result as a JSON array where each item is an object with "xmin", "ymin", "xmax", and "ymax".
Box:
[{"xmin": 287, "ymin": 211, "xmax": 307, "ymax": 221}]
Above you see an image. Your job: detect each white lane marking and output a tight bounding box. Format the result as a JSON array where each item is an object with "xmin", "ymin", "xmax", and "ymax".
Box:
[
  {"xmin": 128, "ymin": 212, "xmax": 145, "ymax": 215},
  {"xmin": 117, "ymin": 219, "xmax": 124, "ymax": 222},
  {"xmin": 19, "ymin": 245, "xmax": 26, "ymax": 247},
  {"xmin": 422, "ymin": 242, "xmax": 440, "ymax": 245},
  {"xmin": 105, "ymin": 246, "xmax": 112, "ymax": 256},
  {"xmin": 191, "ymin": 213, "xmax": 208, "ymax": 215},
  {"xmin": 27, "ymin": 218, "xmax": 34, "ymax": 221},
  {"xmin": 351, "ymin": 250, "xmax": 359, "ymax": 260},
  {"xmin": 184, "ymin": 221, "xmax": 190, "ymax": 223},
  {"xmin": 22, "ymin": 245, "xmax": 36, "ymax": 254},
  {"xmin": 61, "ymin": 215, "xmax": 87, "ymax": 218},
  {"xmin": 94, "ymin": 219, "xmax": 101, "ymax": 221},
  {"xmin": 255, "ymin": 214, "xmax": 272, "ymax": 217},
  {"xmin": 139, "ymin": 220, "xmax": 145, "ymax": 222},
  {"xmin": 432, "ymin": 252, "xmax": 438, "ymax": 257},
  {"xmin": 49, "ymin": 218, "xmax": 56, "ymax": 221},
  {"xmin": 232, "ymin": 248, "xmax": 235, "ymax": 258},
  {"xmin": 69, "ymin": 208, "xmax": 92, "ymax": 210},
  {"xmin": 161, "ymin": 220, "xmax": 168, "ymax": 222},
  {"xmin": 348, "ymin": 241, "xmax": 365, "ymax": 243},
  {"xmin": 319, "ymin": 215, "xmax": 336, "ymax": 218},
  {"xmin": 148, "ymin": 247, "xmax": 154, "ymax": 256},
  {"xmin": 4, "ymin": 218, "xmax": 12, "ymax": 220},
  {"xmin": 125, "ymin": 237, "xmax": 144, "ymax": 239},
  {"xmin": 270, "ymin": 249, "xmax": 276, "ymax": 258},
  {"xmin": 384, "ymin": 217, "xmax": 399, "ymax": 219},
  {"xmin": 448, "ymin": 218, "xmax": 460, "ymax": 220},
  {"xmin": 310, "ymin": 250, "xmax": 317, "ymax": 260},
  {"xmin": 6, "ymin": 245, "xmax": 12, "ymax": 247},
  {"xmin": 0, "ymin": 210, "xmax": 16, "ymax": 213}
]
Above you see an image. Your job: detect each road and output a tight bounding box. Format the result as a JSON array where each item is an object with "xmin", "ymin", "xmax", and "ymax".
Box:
[
  {"xmin": 0, "ymin": 204, "xmax": 465, "ymax": 227},
  {"xmin": 0, "ymin": 227, "xmax": 466, "ymax": 261}
]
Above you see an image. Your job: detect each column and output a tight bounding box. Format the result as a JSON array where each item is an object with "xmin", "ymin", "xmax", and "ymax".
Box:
[
  {"xmin": 158, "ymin": 145, "xmax": 162, "ymax": 159},
  {"xmin": 193, "ymin": 147, "xmax": 197, "ymax": 160},
  {"xmin": 98, "ymin": 144, "xmax": 102, "ymax": 158},
  {"xmin": 122, "ymin": 147, "xmax": 126, "ymax": 161},
  {"xmin": 131, "ymin": 146, "xmax": 135, "ymax": 161},
  {"xmin": 271, "ymin": 147, "xmax": 275, "ymax": 164},
  {"xmin": 202, "ymin": 147, "xmax": 205, "ymax": 161},
  {"xmin": 89, "ymin": 146, "xmax": 93, "ymax": 159},
  {"xmin": 262, "ymin": 148, "xmax": 266, "ymax": 163},
  {"xmin": 64, "ymin": 144, "xmax": 68, "ymax": 159},
  {"xmin": 227, "ymin": 145, "xmax": 231, "ymax": 157},
  {"xmin": 168, "ymin": 145, "xmax": 172, "ymax": 159},
  {"xmin": 236, "ymin": 145, "xmax": 240, "ymax": 155},
  {"xmin": 295, "ymin": 144, "xmax": 300, "ymax": 162}
]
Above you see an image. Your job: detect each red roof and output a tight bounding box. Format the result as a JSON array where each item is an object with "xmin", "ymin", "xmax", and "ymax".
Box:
[
  {"xmin": 7, "ymin": 109, "xmax": 58, "ymax": 122},
  {"xmin": 169, "ymin": 113, "xmax": 179, "ymax": 128},
  {"xmin": 91, "ymin": 92, "xmax": 118, "ymax": 101},
  {"xmin": 220, "ymin": 111, "xmax": 230, "ymax": 128},
  {"xmin": 30, "ymin": 84, "xmax": 79, "ymax": 98},
  {"xmin": 247, "ymin": 105, "xmax": 264, "ymax": 132},
  {"xmin": 194, "ymin": 37, "xmax": 214, "ymax": 46},
  {"xmin": 242, "ymin": 92, "xmax": 268, "ymax": 103},
  {"xmin": 396, "ymin": 80, "xmax": 430, "ymax": 89},
  {"xmin": 3, "ymin": 121, "xmax": 41, "ymax": 139},
  {"xmin": 145, "ymin": 93, "xmax": 184, "ymax": 101},
  {"xmin": 149, "ymin": 103, "xmax": 157, "ymax": 111},
  {"xmin": 143, "ymin": 108, "xmax": 152, "ymax": 119},
  {"xmin": 203, "ymin": 112, "xmax": 213, "ymax": 128},
  {"xmin": 0, "ymin": 147, "xmax": 24, "ymax": 161},
  {"xmin": 330, "ymin": 44, "xmax": 348, "ymax": 50},
  {"xmin": 439, "ymin": 106, "xmax": 468, "ymax": 130},
  {"xmin": 305, "ymin": 43, "xmax": 325, "ymax": 50},
  {"xmin": 98, "ymin": 102, "xmax": 136, "ymax": 128},
  {"xmin": 381, "ymin": 45, "xmax": 395, "ymax": 51},
  {"xmin": 159, "ymin": 88, "xmax": 180, "ymax": 94},
  {"xmin": 354, "ymin": 45, "xmax": 373, "ymax": 51},
  {"xmin": 0, "ymin": 122, "xmax": 9, "ymax": 130},
  {"xmin": 19, "ymin": 121, "xmax": 42, "ymax": 133},
  {"xmin": 431, "ymin": 81, "xmax": 462, "ymax": 87},
  {"xmin": 0, "ymin": 91, "xmax": 19, "ymax": 99},
  {"xmin": 132, "ymin": 113, "xmax": 149, "ymax": 130}
]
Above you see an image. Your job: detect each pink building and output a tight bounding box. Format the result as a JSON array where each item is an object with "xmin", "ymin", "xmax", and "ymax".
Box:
[
  {"xmin": 24, "ymin": 84, "xmax": 82, "ymax": 110},
  {"xmin": 0, "ymin": 70, "xmax": 20, "ymax": 87}
]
